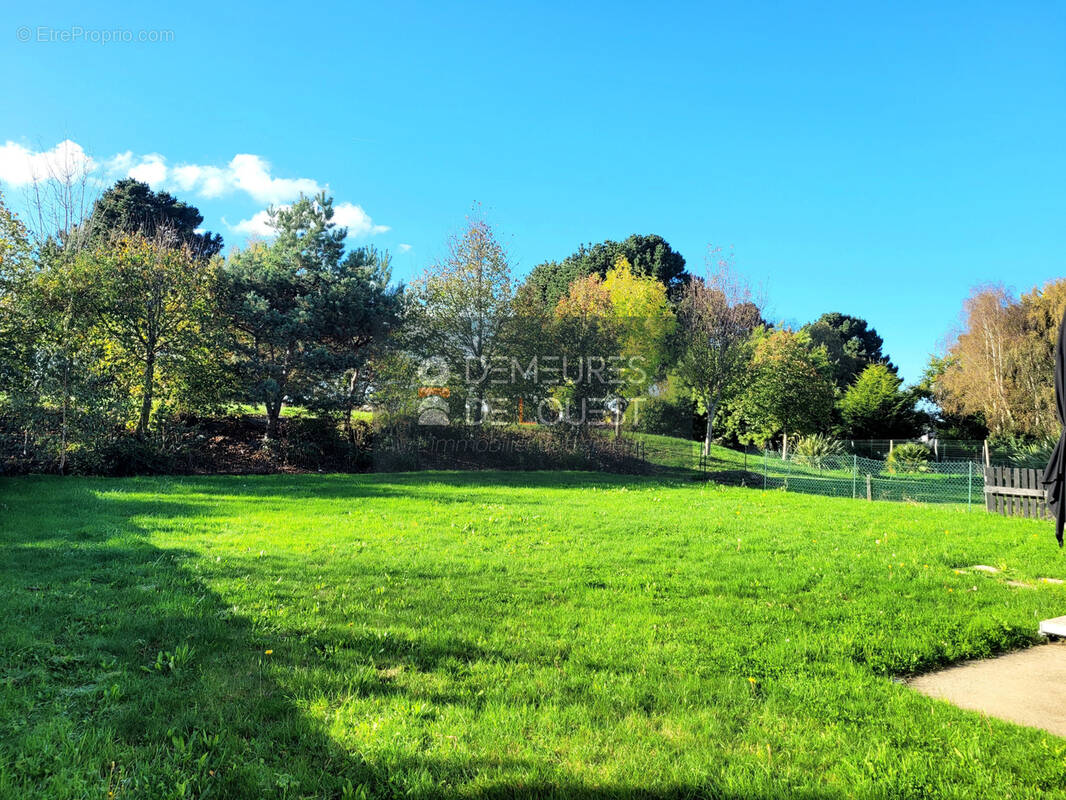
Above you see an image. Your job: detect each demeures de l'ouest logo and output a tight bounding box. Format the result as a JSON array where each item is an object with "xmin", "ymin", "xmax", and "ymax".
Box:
[{"xmin": 417, "ymin": 357, "xmax": 450, "ymax": 425}]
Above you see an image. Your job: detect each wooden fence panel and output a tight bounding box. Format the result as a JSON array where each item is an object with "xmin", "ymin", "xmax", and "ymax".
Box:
[
  {"xmin": 984, "ymin": 466, "xmax": 1050, "ymax": 520},
  {"xmin": 1022, "ymin": 468, "xmax": 1031, "ymax": 519}
]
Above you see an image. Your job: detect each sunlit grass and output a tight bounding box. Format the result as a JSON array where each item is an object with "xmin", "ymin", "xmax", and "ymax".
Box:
[
  {"xmin": 223, "ymin": 403, "xmax": 373, "ymax": 422},
  {"xmin": 2, "ymin": 471, "xmax": 1064, "ymax": 797}
]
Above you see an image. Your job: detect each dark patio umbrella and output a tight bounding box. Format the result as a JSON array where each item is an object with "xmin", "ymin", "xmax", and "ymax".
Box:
[{"xmin": 1042, "ymin": 308, "xmax": 1066, "ymax": 545}]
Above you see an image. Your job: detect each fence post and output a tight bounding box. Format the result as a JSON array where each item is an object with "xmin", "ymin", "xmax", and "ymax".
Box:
[
  {"xmin": 763, "ymin": 449, "xmax": 767, "ymax": 490},
  {"xmin": 866, "ymin": 474, "xmax": 872, "ymax": 502},
  {"xmin": 852, "ymin": 455, "xmax": 857, "ymax": 499},
  {"xmin": 967, "ymin": 461, "xmax": 973, "ymax": 511}
]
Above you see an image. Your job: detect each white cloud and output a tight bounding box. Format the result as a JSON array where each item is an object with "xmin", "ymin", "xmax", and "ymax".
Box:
[
  {"xmin": 397, "ymin": 243, "xmax": 412, "ymax": 253},
  {"xmin": 171, "ymin": 163, "xmax": 229, "ymax": 197},
  {"xmin": 227, "ymin": 154, "xmax": 322, "ymax": 205},
  {"xmin": 2, "ymin": 140, "xmax": 331, "ymax": 206},
  {"xmin": 332, "ymin": 202, "xmax": 390, "ymax": 236},
  {"xmin": 103, "ymin": 151, "xmax": 134, "ymax": 175},
  {"xmin": 0, "ymin": 139, "xmax": 96, "ymax": 186},
  {"xmin": 230, "ymin": 201, "xmax": 389, "ymax": 239},
  {"xmin": 101, "ymin": 150, "xmax": 321, "ymax": 204},
  {"xmin": 0, "ymin": 139, "xmax": 392, "ymax": 241},
  {"xmin": 127, "ymin": 153, "xmax": 167, "ymax": 186},
  {"xmin": 229, "ymin": 209, "xmax": 276, "ymax": 237}
]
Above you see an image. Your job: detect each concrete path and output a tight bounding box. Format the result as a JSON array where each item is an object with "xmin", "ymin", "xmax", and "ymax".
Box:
[{"xmin": 908, "ymin": 640, "xmax": 1066, "ymax": 738}]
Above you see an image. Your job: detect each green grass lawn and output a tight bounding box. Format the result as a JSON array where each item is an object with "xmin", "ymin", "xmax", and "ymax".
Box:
[
  {"xmin": 224, "ymin": 404, "xmax": 374, "ymax": 422},
  {"xmin": 2, "ymin": 472, "xmax": 1066, "ymax": 798},
  {"xmin": 625, "ymin": 433, "xmax": 754, "ymax": 478},
  {"xmin": 631, "ymin": 434, "xmax": 981, "ymax": 506}
]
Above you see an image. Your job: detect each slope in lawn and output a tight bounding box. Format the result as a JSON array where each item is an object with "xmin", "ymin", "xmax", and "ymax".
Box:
[{"xmin": 1, "ymin": 472, "xmax": 1065, "ymax": 798}]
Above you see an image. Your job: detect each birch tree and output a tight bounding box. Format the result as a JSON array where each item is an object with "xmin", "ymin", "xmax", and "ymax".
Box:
[{"xmin": 407, "ymin": 212, "xmax": 513, "ymax": 409}]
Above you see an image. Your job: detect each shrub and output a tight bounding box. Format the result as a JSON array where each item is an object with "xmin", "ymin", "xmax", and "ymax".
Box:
[
  {"xmin": 885, "ymin": 442, "xmax": 932, "ymax": 473},
  {"xmin": 370, "ymin": 422, "xmax": 649, "ymax": 474},
  {"xmin": 280, "ymin": 416, "xmax": 372, "ymax": 471},
  {"xmin": 632, "ymin": 397, "xmax": 695, "ymax": 438},
  {"xmin": 68, "ymin": 432, "xmax": 191, "ymax": 476},
  {"xmin": 792, "ymin": 434, "xmax": 845, "ymax": 468},
  {"xmin": 999, "ymin": 435, "xmax": 1057, "ymax": 469},
  {"xmin": 280, "ymin": 416, "xmax": 343, "ymax": 469}
]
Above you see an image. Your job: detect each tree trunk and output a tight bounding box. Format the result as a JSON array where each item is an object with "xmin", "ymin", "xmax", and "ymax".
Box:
[
  {"xmin": 343, "ymin": 368, "xmax": 359, "ymax": 439},
  {"xmin": 58, "ymin": 357, "xmax": 70, "ymax": 474},
  {"xmin": 265, "ymin": 399, "xmax": 283, "ymax": 441},
  {"xmin": 781, "ymin": 431, "xmax": 788, "ymax": 459},
  {"xmin": 136, "ymin": 354, "xmax": 155, "ymax": 439},
  {"xmin": 703, "ymin": 400, "xmax": 718, "ymax": 455},
  {"xmin": 265, "ymin": 348, "xmax": 292, "ymax": 442}
]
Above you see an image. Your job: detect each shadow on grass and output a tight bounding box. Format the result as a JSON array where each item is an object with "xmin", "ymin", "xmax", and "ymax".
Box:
[
  {"xmin": 0, "ymin": 483, "xmax": 368, "ymax": 796},
  {"xmin": 0, "ymin": 477, "xmax": 838, "ymax": 799},
  {"xmin": 50, "ymin": 469, "xmax": 692, "ymax": 508}
]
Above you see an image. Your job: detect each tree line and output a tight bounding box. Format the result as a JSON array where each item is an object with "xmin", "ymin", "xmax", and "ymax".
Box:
[
  {"xmin": 0, "ymin": 180, "xmax": 399, "ymax": 472},
  {"xmin": 0, "ymin": 179, "xmax": 1061, "ymax": 474},
  {"xmin": 929, "ymin": 282, "xmax": 1066, "ymax": 442}
]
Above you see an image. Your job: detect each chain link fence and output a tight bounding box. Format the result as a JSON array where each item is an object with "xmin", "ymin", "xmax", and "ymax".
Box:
[
  {"xmin": 842, "ymin": 438, "xmax": 987, "ymax": 462},
  {"xmin": 841, "ymin": 438, "xmax": 1043, "ymax": 465},
  {"xmin": 756, "ymin": 450, "xmax": 980, "ymax": 507}
]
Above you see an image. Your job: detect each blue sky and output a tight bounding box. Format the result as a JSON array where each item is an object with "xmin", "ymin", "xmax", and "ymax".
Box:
[{"xmin": 2, "ymin": 0, "xmax": 1063, "ymax": 383}]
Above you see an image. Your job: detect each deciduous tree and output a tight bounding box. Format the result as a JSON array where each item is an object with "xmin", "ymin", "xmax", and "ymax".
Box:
[
  {"xmin": 730, "ymin": 327, "xmax": 836, "ymax": 456},
  {"xmin": 934, "ymin": 281, "xmax": 1066, "ymax": 438},
  {"xmin": 521, "ymin": 233, "xmax": 689, "ymax": 311},
  {"xmin": 407, "ymin": 212, "xmax": 513, "ymax": 413},
  {"xmin": 674, "ymin": 249, "xmax": 762, "ymax": 453},
  {"xmin": 74, "ymin": 234, "xmax": 219, "ymax": 437},
  {"xmin": 552, "ymin": 272, "xmax": 619, "ymax": 430},
  {"xmin": 0, "ymin": 192, "xmax": 35, "ymax": 391}
]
